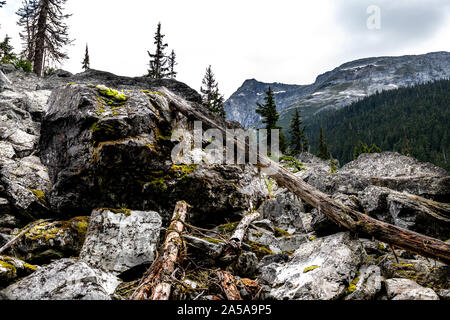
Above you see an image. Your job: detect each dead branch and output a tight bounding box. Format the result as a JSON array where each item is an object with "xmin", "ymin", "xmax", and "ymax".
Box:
[
  {"xmin": 161, "ymin": 87, "xmax": 450, "ymax": 264},
  {"xmin": 228, "ymin": 211, "xmax": 261, "ymax": 251},
  {"xmin": 131, "ymin": 201, "xmax": 189, "ymax": 300}
]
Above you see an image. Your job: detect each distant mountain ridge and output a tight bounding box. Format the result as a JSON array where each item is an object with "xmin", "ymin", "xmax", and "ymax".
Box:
[{"xmin": 224, "ymin": 51, "xmax": 450, "ymax": 129}]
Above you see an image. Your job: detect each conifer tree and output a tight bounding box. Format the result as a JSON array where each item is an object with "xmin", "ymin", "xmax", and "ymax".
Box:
[
  {"xmin": 0, "ymin": 35, "xmax": 16, "ymax": 64},
  {"xmin": 16, "ymin": 0, "xmax": 39, "ymax": 62},
  {"xmin": 168, "ymin": 49, "xmax": 177, "ymax": 79},
  {"xmin": 256, "ymin": 87, "xmax": 286, "ymax": 153},
  {"xmin": 353, "ymin": 141, "xmax": 381, "ymax": 160},
  {"xmin": 147, "ymin": 22, "xmax": 169, "ymax": 79},
  {"xmin": 31, "ymin": 0, "xmax": 73, "ymax": 76},
  {"xmin": 81, "ymin": 44, "xmax": 90, "ymax": 71},
  {"xmin": 0, "ymin": 1, "xmax": 5, "ymax": 8},
  {"xmin": 289, "ymin": 108, "xmax": 309, "ymax": 155},
  {"xmin": 317, "ymin": 127, "xmax": 330, "ymax": 160},
  {"xmin": 200, "ymin": 65, "xmax": 226, "ymax": 119}
]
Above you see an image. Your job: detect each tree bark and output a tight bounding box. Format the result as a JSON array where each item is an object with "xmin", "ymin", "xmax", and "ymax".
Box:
[
  {"xmin": 33, "ymin": 0, "xmax": 49, "ymax": 77},
  {"xmin": 131, "ymin": 201, "xmax": 189, "ymax": 300},
  {"xmin": 228, "ymin": 211, "xmax": 261, "ymax": 251},
  {"xmin": 217, "ymin": 270, "xmax": 242, "ymax": 300},
  {"xmin": 160, "ymin": 88, "xmax": 450, "ymax": 264}
]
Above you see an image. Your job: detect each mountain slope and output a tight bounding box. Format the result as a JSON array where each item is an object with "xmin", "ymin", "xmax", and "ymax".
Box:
[
  {"xmin": 224, "ymin": 51, "xmax": 450, "ymax": 129},
  {"xmin": 306, "ymin": 79, "xmax": 450, "ymax": 171}
]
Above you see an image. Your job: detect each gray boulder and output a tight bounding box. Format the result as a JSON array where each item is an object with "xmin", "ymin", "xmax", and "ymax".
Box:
[
  {"xmin": 358, "ymin": 186, "xmax": 450, "ymax": 240},
  {"xmin": 80, "ymin": 209, "xmax": 162, "ymax": 275},
  {"xmin": 258, "ymin": 232, "xmax": 366, "ymax": 300},
  {"xmin": 344, "ymin": 265, "xmax": 382, "ymax": 300},
  {"xmin": 304, "ymin": 152, "xmax": 449, "ymax": 202},
  {"xmin": 1, "ymin": 258, "xmax": 120, "ymax": 300},
  {"xmin": 9, "ymin": 217, "xmax": 89, "ymax": 264},
  {"xmin": 39, "ymin": 84, "xmax": 267, "ymax": 225},
  {"xmin": 258, "ymin": 190, "xmax": 305, "ymax": 234},
  {"xmin": 0, "ymin": 255, "xmax": 37, "ymax": 288},
  {"xmin": 0, "ymin": 156, "xmax": 51, "ymax": 220},
  {"xmin": 385, "ymin": 278, "xmax": 439, "ymax": 300}
]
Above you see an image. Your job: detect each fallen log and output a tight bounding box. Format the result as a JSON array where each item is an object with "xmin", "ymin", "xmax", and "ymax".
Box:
[
  {"xmin": 131, "ymin": 201, "xmax": 189, "ymax": 300},
  {"xmin": 228, "ymin": 211, "xmax": 261, "ymax": 251},
  {"xmin": 161, "ymin": 88, "xmax": 450, "ymax": 264},
  {"xmin": 217, "ymin": 270, "xmax": 243, "ymax": 300}
]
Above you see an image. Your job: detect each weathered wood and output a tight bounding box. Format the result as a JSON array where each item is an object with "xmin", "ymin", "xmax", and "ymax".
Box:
[
  {"xmin": 217, "ymin": 270, "xmax": 242, "ymax": 300},
  {"xmin": 161, "ymin": 88, "xmax": 450, "ymax": 264},
  {"xmin": 131, "ymin": 201, "xmax": 189, "ymax": 300},
  {"xmin": 0, "ymin": 219, "xmax": 51, "ymax": 255},
  {"xmin": 229, "ymin": 211, "xmax": 261, "ymax": 250}
]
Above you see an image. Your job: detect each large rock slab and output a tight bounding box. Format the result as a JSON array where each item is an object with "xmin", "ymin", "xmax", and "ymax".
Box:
[
  {"xmin": 304, "ymin": 152, "xmax": 449, "ymax": 202},
  {"xmin": 9, "ymin": 217, "xmax": 89, "ymax": 264},
  {"xmin": 385, "ymin": 278, "xmax": 439, "ymax": 300},
  {"xmin": 258, "ymin": 232, "xmax": 366, "ymax": 300},
  {"xmin": 80, "ymin": 209, "xmax": 162, "ymax": 275},
  {"xmin": 1, "ymin": 258, "xmax": 120, "ymax": 300},
  {"xmin": 0, "ymin": 156, "xmax": 52, "ymax": 220},
  {"xmin": 358, "ymin": 186, "xmax": 450, "ymax": 240},
  {"xmin": 39, "ymin": 84, "xmax": 267, "ymax": 224}
]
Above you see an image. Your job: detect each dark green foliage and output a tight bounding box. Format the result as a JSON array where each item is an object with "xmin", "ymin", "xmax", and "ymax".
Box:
[
  {"xmin": 14, "ymin": 58, "xmax": 32, "ymax": 72},
  {"xmin": 353, "ymin": 141, "xmax": 382, "ymax": 160},
  {"xmin": 200, "ymin": 65, "xmax": 226, "ymax": 119},
  {"xmin": 0, "ymin": 1, "xmax": 5, "ymax": 8},
  {"xmin": 16, "ymin": 0, "xmax": 39, "ymax": 62},
  {"xmin": 256, "ymin": 87, "xmax": 287, "ymax": 153},
  {"xmin": 307, "ymin": 79, "xmax": 450, "ymax": 171},
  {"xmin": 317, "ymin": 127, "xmax": 330, "ymax": 160},
  {"xmin": 0, "ymin": 35, "xmax": 17, "ymax": 64},
  {"xmin": 147, "ymin": 22, "xmax": 169, "ymax": 79},
  {"xmin": 81, "ymin": 44, "xmax": 90, "ymax": 71},
  {"xmin": 289, "ymin": 108, "xmax": 309, "ymax": 155}
]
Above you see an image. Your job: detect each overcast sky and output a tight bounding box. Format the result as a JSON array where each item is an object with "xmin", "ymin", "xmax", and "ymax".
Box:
[{"xmin": 1, "ymin": 0, "xmax": 449, "ymax": 98}]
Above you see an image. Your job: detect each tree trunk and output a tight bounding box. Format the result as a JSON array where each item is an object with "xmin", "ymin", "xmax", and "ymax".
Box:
[
  {"xmin": 217, "ymin": 270, "xmax": 242, "ymax": 300},
  {"xmin": 131, "ymin": 201, "xmax": 189, "ymax": 300},
  {"xmin": 33, "ymin": 0, "xmax": 49, "ymax": 77},
  {"xmin": 160, "ymin": 88, "xmax": 450, "ymax": 264}
]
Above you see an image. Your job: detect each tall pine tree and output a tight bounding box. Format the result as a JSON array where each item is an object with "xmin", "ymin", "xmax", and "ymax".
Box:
[
  {"xmin": 32, "ymin": 0, "xmax": 73, "ymax": 76},
  {"xmin": 317, "ymin": 127, "xmax": 330, "ymax": 160},
  {"xmin": 200, "ymin": 65, "xmax": 226, "ymax": 119},
  {"xmin": 0, "ymin": 1, "xmax": 5, "ymax": 8},
  {"xmin": 147, "ymin": 22, "xmax": 169, "ymax": 79},
  {"xmin": 16, "ymin": 0, "xmax": 39, "ymax": 62},
  {"xmin": 168, "ymin": 49, "xmax": 177, "ymax": 79},
  {"xmin": 81, "ymin": 44, "xmax": 90, "ymax": 71},
  {"xmin": 256, "ymin": 87, "xmax": 286, "ymax": 153},
  {"xmin": 289, "ymin": 108, "xmax": 309, "ymax": 155}
]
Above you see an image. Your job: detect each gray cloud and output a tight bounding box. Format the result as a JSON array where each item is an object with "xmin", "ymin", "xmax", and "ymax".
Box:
[{"xmin": 335, "ymin": 0, "xmax": 450, "ymax": 51}]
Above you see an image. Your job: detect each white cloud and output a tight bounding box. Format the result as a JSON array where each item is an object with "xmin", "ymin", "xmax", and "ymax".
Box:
[{"xmin": 0, "ymin": 0, "xmax": 449, "ymax": 98}]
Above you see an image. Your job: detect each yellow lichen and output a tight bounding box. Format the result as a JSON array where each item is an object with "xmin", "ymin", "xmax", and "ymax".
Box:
[{"xmin": 303, "ymin": 265, "xmax": 320, "ymax": 273}]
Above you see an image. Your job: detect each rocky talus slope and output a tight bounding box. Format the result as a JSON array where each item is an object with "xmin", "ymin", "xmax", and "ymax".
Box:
[{"xmin": 0, "ymin": 65, "xmax": 449, "ymax": 300}]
